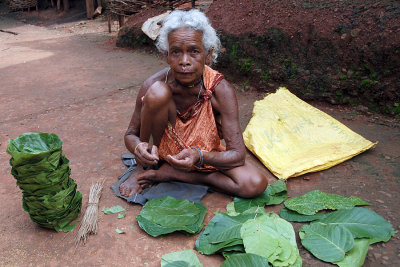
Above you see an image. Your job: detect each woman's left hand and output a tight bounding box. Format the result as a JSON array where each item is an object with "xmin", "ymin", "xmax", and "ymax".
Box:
[{"xmin": 166, "ymin": 148, "xmax": 200, "ymax": 171}]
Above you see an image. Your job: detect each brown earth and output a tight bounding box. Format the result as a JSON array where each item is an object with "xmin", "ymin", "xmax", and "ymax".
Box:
[
  {"xmin": 119, "ymin": 0, "xmax": 400, "ymax": 116},
  {"xmin": 0, "ymin": 2, "xmax": 400, "ymax": 267}
]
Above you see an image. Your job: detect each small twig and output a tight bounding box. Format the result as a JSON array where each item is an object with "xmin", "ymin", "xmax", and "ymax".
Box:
[{"xmin": 0, "ymin": 29, "xmax": 19, "ymax": 35}]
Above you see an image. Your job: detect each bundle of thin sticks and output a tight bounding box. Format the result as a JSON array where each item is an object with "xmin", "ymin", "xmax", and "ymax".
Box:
[{"xmin": 76, "ymin": 180, "xmax": 104, "ymax": 246}]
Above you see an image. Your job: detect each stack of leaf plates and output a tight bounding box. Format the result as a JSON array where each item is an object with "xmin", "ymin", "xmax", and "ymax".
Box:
[{"xmin": 7, "ymin": 133, "xmax": 82, "ymax": 231}]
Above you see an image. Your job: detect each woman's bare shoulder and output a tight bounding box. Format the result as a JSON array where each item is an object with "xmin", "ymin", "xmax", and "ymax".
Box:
[{"xmin": 142, "ymin": 68, "xmax": 169, "ymax": 89}]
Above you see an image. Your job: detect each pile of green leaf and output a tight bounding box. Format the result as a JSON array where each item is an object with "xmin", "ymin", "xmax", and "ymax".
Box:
[
  {"xmin": 193, "ymin": 180, "xmax": 301, "ymax": 266},
  {"xmin": 280, "ymin": 190, "xmax": 395, "ymax": 267},
  {"xmin": 136, "ymin": 196, "xmax": 207, "ymax": 237},
  {"xmin": 7, "ymin": 133, "xmax": 82, "ymax": 231},
  {"xmin": 195, "ymin": 210, "xmax": 301, "ymax": 266}
]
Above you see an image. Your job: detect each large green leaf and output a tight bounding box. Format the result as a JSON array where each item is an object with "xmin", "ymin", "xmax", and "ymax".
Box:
[
  {"xmin": 161, "ymin": 249, "xmax": 202, "ymax": 267},
  {"xmin": 221, "ymin": 253, "xmax": 270, "ymax": 267},
  {"xmin": 139, "ymin": 197, "xmax": 200, "ymax": 226},
  {"xmin": 163, "ymin": 262, "xmax": 191, "ymax": 267},
  {"xmin": 333, "ymin": 238, "xmax": 370, "ymax": 267},
  {"xmin": 233, "ymin": 180, "xmax": 287, "ymax": 213},
  {"xmin": 233, "ymin": 196, "xmax": 266, "ymax": 213},
  {"xmin": 136, "ymin": 196, "xmax": 206, "ymax": 237},
  {"xmin": 280, "ymin": 206, "xmax": 326, "ymax": 222},
  {"xmin": 300, "ymin": 222, "xmax": 354, "ymax": 262},
  {"xmin": 208, "ymin": 213, "xmax": 261, "ymax": 243},
  {"xmin": 284, "ymin": 190, "xmax": 370, "ymax": 215},
  {"xmin": 240, "ymin": 213, "xmax": 300, "ymax": 266},
  {"xmin": 316, "ymin": 207, "xmax": 395, "ymax": 241}
]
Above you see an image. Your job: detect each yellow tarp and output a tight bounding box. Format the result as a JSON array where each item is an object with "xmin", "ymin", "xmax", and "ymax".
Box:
[{"xmin": 243, "ymin": 87, "xmax": 377, "ymax": 179}]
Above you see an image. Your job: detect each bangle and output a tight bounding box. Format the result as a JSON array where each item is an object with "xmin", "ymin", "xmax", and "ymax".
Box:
[
  {"xmin": 134, "ymin": 142, "xmax": 145, "ymax": 154},
  {"xmin": 192, "ymin": 147, "xmax": 203, "ymax": 167}
]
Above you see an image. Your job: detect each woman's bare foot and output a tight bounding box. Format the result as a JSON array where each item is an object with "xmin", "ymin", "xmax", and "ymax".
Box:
[
  {"xmin": 119, "ymin": 166, "xmax": 146, "ymax": 196},
  {"xmin": 137, "ymin": 163, "xmax": 173, "ymax": 188}
]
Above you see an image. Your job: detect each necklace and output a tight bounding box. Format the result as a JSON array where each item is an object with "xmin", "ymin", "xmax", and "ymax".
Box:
[
  {"xmin": 197, "ymin": 81, "xmax": 203, "ymax": 100},
  {"xmin": 174, "ymin": 77, "xmax": 202, "ymax": 88},
  {"xmin": 165, "ymin": 68, "xmax": 204, "ymax": 99}
]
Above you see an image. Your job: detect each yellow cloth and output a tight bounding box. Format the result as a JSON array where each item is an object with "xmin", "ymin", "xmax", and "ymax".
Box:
[{"xmin": 243, "ymin": 87, "xmax": 377, "ymax": 179}]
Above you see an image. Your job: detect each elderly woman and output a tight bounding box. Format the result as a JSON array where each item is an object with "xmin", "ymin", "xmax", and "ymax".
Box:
[{"xmin": 119, "ymin": 9, "xmax": 267, "ymax": 198}]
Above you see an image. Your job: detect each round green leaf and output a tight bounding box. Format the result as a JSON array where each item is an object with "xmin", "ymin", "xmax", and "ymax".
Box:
[{"xmin": 300, "ymin": 222, "xmax": 354, "ymax": 262}]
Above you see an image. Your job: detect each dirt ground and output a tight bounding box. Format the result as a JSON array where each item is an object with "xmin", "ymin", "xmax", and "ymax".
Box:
[{"xmin": 0, "ymin": 6, "xmax": 399, "ymax": 267}]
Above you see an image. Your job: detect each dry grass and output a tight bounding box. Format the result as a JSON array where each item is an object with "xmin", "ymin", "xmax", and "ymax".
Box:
[{"xmin": 75, "ymin": 180, "xmax": 105, "ymax": 246}]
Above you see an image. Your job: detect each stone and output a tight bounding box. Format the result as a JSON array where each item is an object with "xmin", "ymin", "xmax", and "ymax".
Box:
[
  {"xmin": 374, "ymin": 253, "xmax": 382, "ymax": 259},
  {"xmin": 141, "ymin": 12, "xmax": 171, "ymax": 40}
]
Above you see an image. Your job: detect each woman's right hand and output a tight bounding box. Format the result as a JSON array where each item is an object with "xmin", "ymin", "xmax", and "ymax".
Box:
[{"xmin": 134, "ymin": 142, "xmax": 159, "ymax": 167}]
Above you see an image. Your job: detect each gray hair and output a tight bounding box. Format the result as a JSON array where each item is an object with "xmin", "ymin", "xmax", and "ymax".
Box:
[{"xmin": 156, "ymin": 9, "xmax": 221, "ymax": 64}]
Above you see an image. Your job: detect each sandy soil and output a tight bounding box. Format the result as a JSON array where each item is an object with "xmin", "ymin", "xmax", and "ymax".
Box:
[{"xmin": 0, "ymin": 6, "xmax": 399, "ymax": 267}]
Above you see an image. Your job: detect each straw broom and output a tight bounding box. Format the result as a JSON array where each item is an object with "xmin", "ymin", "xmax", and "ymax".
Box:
[{"xmin": 76, "ymin": 180, "xmax": 104, "ymax": 246}]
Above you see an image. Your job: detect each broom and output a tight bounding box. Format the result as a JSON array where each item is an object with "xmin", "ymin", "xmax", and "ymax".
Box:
[{"xmin": 76, "ymin": 180, "xmax": 104, "ymax": 246}]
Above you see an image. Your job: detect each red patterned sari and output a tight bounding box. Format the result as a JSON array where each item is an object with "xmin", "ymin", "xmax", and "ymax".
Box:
[{"xmin": 158, "ymin": 65, "xmax": 225, "ymax": 171}]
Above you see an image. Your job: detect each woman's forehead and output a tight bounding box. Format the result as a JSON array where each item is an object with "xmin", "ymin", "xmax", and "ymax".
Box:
[{"xmin": 168, "ymin": 28, "xmax": 204, "ymax": 46}]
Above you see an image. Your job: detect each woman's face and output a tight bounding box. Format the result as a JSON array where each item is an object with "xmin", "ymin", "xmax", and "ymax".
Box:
[{"xmin": 166, "ymin": 27, "xmax": 211, "ymax": 86}]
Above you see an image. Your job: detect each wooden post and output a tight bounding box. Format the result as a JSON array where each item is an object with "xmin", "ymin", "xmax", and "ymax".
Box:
[
  {"xmin": 118, "ymin": 15, "xmax": 125, "ymax": 28},
  {"xmin": 192, "ymin": 0, "xmax": 195, "ymax": 8},
  {"xmin": 108, "ymin": 14, "xmax": 112, "ymax": 33},
  {"xmin": 63, "ymin": 0, "xmax": 69, "ymax": 11},
  {"xmin": 85, "ymin": 0, "xmax": 94, "ymax": 18},
  {"xmin": 57, "ymin": 0, "xmax": 61, "ymax": 11}
]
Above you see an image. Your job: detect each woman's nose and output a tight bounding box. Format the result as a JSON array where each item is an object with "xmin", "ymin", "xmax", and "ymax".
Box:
[{"xmin": 180, "ymin": 53, "xmax": 191, "ymax": 66}]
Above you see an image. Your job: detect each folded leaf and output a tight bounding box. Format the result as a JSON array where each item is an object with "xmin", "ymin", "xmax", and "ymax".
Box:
[
  {"xmin": 102, "ymin": 205, "xmax": 126, "ymax": 214},
  {"xmin": 300, "ymin": 222, "xmax": 354, "ymax": 262},
  {"xmin": 161, "ymin": 249, "xmax": 202, "ymax": 267},
  {"xmin": 316, "ymin": 207, "xmax": 395, "ymax": 241},
  {"xmin": 115, "ymin": 228, "xmax": 125, "ymax": 234},
  {"xmin": 233, "ymin": 180, "xmax": 287, "ymax": 213},
  {"xmin": 280, "ymin": 206, "xmax": 326, "ymax": 222},
  {"xmin": 284, "ymin": 190, "xmax": 370, "ymax": 215},
  {"xmin": 195, "ymin": 212, "xmax": 262, "ymax": 255},
  {"xmin": 240, "ymin": 213, "xmax": 301, "ymax": 266},
  {"xmin": 334, "ymin": 238, "xmax": 370, "ymax": 267},
  {"xmin": 265, "ymin": 180, "xmax": 287, "ymax": 205}
]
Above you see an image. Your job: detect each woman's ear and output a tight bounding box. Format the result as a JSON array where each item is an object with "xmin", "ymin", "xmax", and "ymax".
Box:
[{"xmin": 205, "ymin": 49, "xmax": 213, "ymax": 65}]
